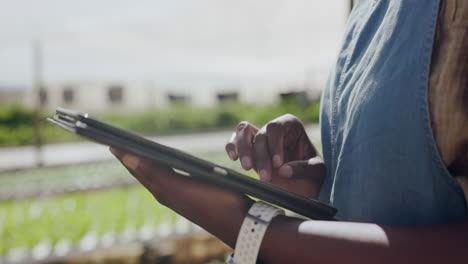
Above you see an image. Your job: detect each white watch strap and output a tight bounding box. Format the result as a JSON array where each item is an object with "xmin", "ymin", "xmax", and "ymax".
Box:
[{"xmin": 231, "ymin": 201, "xmax": 284, "ymax": 264}]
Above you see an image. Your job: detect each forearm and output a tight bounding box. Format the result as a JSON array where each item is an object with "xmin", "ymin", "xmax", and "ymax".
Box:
[
  {"xmin": 112, "ymin": 150, "xmax": 468, "ymax": 263},
  {"xmin": 260, "ymin": 217, "xmax": 468, "ymax": 264},
  {"xmin": 149, "ymin": 172, "xmax": 253, "ymax": 247},
  {"xmin": 155, "ymin": 175, "xmax": 468, "ymax": 264}
]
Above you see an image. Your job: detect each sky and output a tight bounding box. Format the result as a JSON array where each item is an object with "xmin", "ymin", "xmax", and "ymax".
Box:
[{"xmin": 0, "ymin": 0, "xmax": 348, "ymax": 91}]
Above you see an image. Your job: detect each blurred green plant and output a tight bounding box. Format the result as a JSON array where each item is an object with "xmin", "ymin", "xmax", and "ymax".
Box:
[
  {"xmin": 0, "ymin": 106, "xmax": 34, "ymax": 127},
  {"xmin": 0, "ymin": 151, "xmax": 255, "ymax": 256},
  {"xmin": 0, "ymin": 106, "xmax": 36, "ymax": 145},
  {"xmin": 0, "ymin": 101, "xmax": 320, "ymax": 147}
]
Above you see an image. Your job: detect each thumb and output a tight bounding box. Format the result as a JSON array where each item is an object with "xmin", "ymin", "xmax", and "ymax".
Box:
[{"xmin": 277, "ymin": 156, "xmax": 325, "ymax": 180}]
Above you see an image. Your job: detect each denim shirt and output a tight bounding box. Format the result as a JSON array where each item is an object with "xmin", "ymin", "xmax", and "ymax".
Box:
[{"xmin": 319, "ymin": 0, "xmax": 467, "ymax": 224}]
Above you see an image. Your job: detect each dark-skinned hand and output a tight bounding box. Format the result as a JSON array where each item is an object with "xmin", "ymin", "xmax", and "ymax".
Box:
[{"xmin": 225, "ymin": 114, "xmax": 326, "ymax": 198}]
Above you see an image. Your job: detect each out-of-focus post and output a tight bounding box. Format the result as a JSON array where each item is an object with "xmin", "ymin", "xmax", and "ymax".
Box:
[
  {"xmin": 33, "ymin": 40, "xmax": 44, "ymax": 167},
  {"xmin": 349, "ymin": 0, "xmax": 354, "ymax": 14}
]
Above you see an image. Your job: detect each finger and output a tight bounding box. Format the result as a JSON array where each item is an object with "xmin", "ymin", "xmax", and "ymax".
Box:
[
  {"xmin": 110, "ymin": 147, "xmax": 171, "ymax": 175},
  {"xmin": 110, "ymin": 147, "xmax": 141, "ymax": 171},
  {"xmin": 111, "ymin": 148, "xmax": 177, "ymax": 187},
  {"xmin": 253, "ymin": 132, "xmax": 273, "ymax": 182},
  {"xmin": 277, "ymin": 156, "xmax": 325, "ymax": 182},
  {"xmin": 236, "ymin": 121, "xmax": 258, "ymax": 170},
  {"xmin": 225, "ymin": 132, "xmax": 239, "ymax": 161},
  {"xmin": 109, "ymin": 147, "xmax": 124, "ymax": 158},
  {"xmin": 265, "ymin": 122, "xmax": 285, "ymax": 168}
]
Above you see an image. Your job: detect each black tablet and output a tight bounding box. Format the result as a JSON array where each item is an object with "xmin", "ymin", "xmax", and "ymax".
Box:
[{"xmin": 48, "ymin": 108, "xmax": 337, "ymax": 220}]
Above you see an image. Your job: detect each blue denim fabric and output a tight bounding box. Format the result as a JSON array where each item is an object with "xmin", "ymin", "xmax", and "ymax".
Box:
[{"xmin": 319, "ymin": 0, "xmax": 467, "ymax": 224}]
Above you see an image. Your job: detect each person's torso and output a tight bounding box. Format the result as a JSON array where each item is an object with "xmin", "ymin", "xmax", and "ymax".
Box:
[
  {"xmin": 429, "ymin": 0, "xmax": 468, "ymax": 201},
  {"xmin": 319, "ymin": 0, "xmax": 467, "ymax": 224}
]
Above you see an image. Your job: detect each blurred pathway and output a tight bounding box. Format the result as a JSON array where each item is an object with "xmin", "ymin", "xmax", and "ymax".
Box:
[{"xmin": 0, "ymin": 125, "xmax": 320, "ymax": 171}]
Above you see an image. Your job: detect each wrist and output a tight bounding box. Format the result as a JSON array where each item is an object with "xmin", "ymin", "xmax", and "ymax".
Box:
[{"xmin": 231, "ymin": 201, "xmax": 285, "ymax": 264}]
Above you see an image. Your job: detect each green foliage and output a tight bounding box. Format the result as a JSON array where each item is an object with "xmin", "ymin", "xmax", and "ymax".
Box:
[
  {"xmin": 0, "ymin": 101, "xmax": 321, "ymax": 146},
  {"xmin": 0, "ymin": 186, "xmax": 168, "ymax": 254},
  {"xmin": 0, "ymin": 106, "xmax": 34, "ymax": 127},
  {"xmin": 0, "ymin": 151, "xmax": 254, "ymax": 255}
]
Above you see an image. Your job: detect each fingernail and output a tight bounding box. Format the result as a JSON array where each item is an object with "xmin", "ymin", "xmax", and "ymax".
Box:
[
  {"xmin": 259, "ymin": 169, "xmax": 269, "ymax": 181},
  {"xmin": 272, "ymin": 155, "xmax": 282, "ymax": 167},
  {"xmin": 109, "ymin": 147, "xmax": 123, "ymax": 158},
  {"xmin": 109, "ymin": 147, "xmax": 117, "ymax": 155},
  {"xmin": 279, "ymin": 165, "xmax": 293, "ymax": 178},
  {"xmin": 241, "ymin": 157, "xmax": 252, "ymax": 169},
  {"xmin": 228, "ymin": 151, "xmax": 237, "ymax": 160},
  {"xmin": 122, "ymin": 155, "xmax": 140, "ymax": 170}
]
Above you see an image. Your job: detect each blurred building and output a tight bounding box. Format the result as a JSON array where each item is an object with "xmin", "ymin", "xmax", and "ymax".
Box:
[
  {"xmin": 23, "ymin": 81, "xmax": 166, "ymax": 112},
  {"xmin": 0, "ymin": 86, "xmax": 26, "ymax": 105},
  {"xmin": 20, "ymin": 79, "xmax": 321, "ymax": 112}
]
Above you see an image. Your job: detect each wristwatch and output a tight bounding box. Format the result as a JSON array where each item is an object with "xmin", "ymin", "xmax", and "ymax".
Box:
[{"xmin": 228, "ymin": 201, "xmax": 285, "ymax": 264}]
